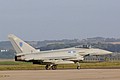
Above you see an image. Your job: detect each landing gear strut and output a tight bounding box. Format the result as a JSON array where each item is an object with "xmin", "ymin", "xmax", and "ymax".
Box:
[
  {"xmin": 45, "ymin": 64, "xmax": 49, "ymax": 70},
  {"xmin": 76, "ymin": 62, "xmax": 80, "ymax": 70},
  {"xmin": 45, "ymin": 64, "xmax": 57, "ymax": 70}
]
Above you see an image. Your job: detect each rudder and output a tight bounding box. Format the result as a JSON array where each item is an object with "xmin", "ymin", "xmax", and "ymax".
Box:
[{"xmin": 8, "ymin": 34, "xmax": 39, "ymax": 54}]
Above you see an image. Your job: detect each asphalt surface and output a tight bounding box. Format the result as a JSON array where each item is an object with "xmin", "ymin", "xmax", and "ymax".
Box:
[{"xmin": 0, "ymin": 69, "xmax": 120, "ymax": 80}]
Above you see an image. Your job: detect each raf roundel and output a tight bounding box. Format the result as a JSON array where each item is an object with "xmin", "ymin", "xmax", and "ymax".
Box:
[
  {"xmin": 68, "ymin": 50, "xmax": 76, "ymax": 54},
  {"xmin": 19, "ymin": 42, "xmax": 23, "ymax": 47}
]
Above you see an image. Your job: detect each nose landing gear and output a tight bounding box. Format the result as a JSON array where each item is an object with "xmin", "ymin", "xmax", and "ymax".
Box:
[{"xmin": 76, "ymin": 62, "xmax": 80, "ymax": 70}]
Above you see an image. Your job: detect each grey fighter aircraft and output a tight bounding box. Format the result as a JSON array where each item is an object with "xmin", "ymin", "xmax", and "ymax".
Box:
[{"xmin": 8, "ymin": 34, "xmax": 112, "ymax": 70}]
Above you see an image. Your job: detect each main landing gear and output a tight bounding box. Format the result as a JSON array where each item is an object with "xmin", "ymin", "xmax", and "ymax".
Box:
[
  {"xmin": 45, "ymin": 62, "xmax": 80, "ymax": 70},
  {"xmin": 45, "ymin": 64, "xmax": 57, "ymax": 70}
]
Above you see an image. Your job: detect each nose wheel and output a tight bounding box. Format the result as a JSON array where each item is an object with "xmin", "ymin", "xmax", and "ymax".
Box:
[{"xmin": 76, "ymin": 62, "xmax": 80, "ymax": 70}]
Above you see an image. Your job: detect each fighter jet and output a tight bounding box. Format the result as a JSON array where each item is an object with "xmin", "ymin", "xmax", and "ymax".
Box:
[{"xmin": 8, "ymin": 34, "xmax": 112, "ymax": 70}]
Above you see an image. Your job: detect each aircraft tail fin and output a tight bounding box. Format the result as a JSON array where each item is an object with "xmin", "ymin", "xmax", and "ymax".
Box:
[{"xmin": 8, "ymin": 34, "xmax": 39, "ymax": 54}]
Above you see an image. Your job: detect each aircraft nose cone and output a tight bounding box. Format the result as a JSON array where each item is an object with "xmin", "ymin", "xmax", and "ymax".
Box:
[
  {"xmin": 92, "ymin": 49, "xmax": 113, "ymax": 55},
  {"xmin": 100, "ymin": 50, "xmax": 112, "ymax": 55},
  {"xmin": 105, "ymin": 51, "xmax": 112, "ymax": 54}
]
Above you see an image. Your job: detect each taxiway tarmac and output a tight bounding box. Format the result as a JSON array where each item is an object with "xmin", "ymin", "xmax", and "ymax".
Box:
[{"xmin": 0, "ymin": 69, "xmax": 120, "ymax": 80}]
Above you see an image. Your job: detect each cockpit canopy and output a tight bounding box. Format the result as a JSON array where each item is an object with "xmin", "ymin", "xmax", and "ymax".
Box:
[{"xmin": 75, "ymin": 45, "xmax": 91, "ymax": 49}]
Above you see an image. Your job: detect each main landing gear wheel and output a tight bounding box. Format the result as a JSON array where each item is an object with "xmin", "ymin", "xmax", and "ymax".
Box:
[
  {"xmin": 45, "ymin": 64, "xmax": 57, "ymax": 70},
  {"xmin": 52, "ymin": 65, "xmax": 57, "ymax": 70}
]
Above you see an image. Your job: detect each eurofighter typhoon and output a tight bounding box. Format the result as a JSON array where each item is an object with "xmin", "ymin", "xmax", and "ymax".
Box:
[{"xmin": 8, "ymin": 34, "xmax": 112, "ymax": 70}]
